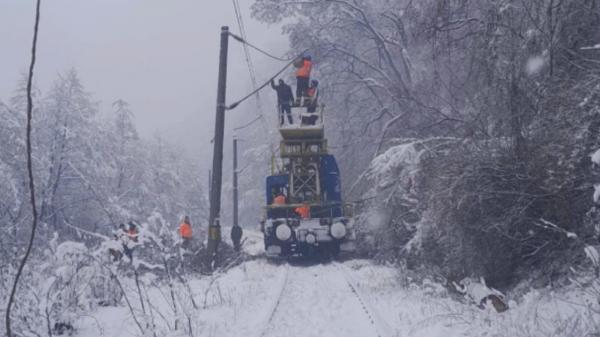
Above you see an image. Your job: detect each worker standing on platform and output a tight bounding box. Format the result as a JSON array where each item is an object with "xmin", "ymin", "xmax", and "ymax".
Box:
[
  {"xmin": 295, "ymin": 55, "xmax": 312, "ymax": 104},
  {"xmin": 270, "ymin": 79, "xmax": 294, "ymax": 125}
]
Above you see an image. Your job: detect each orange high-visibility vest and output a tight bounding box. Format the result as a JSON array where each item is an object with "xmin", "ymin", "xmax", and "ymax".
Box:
[
  {"xmin": 295, "ymin": 205, "xmax": 310, "ymax": 219},
  {"xmin": 296, "ymin": 60, "xmax": 312, "ymax": 78},
  {"xmin": 273, "ymin": 195, "xmax": 286, "ymax": 205},
  {"xmin": 179, "ymin": 223, "xmax": 192, "ymax": 239}
]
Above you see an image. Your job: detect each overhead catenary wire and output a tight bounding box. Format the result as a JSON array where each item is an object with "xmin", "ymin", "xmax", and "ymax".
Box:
[
  {"xmin": 233, "ymin": 114, "xmax": 263, "ymax": 131},
  {"xmin": 229, "ymin": 32, "xmax": 293, "ymax": 62},
  {"xmin": 228, "ymin": 2, "xmax": 304, "ymax": 173},
  {"xmin": 230, "ymin": 0, "xmax": 290, "ymax": 174},
  {"xmin": 232, "ymin": 0, "xmax": 260, "ymax": 97},
  {"xmin": 230, "ymin": 0, "xmax": 269, "ymax": 133},
  {"xmin": 225, "ymin": 52, "xmax": 305, "ymax": 110}
]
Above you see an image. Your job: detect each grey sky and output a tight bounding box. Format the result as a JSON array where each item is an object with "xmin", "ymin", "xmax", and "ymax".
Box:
[{"xmin": 1, "ymin": 0, "xmax": 288, "ymax": 163}]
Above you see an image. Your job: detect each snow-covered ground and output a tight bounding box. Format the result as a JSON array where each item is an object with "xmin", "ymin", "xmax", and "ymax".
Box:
[{"xmin": 73, "ymin": 253, "xmax": 599, "ymax": 337}]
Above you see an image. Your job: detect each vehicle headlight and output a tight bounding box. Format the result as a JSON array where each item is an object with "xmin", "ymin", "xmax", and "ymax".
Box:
[
  {"xmin": 275, "ymin": 224, "xmax": 292, "ymax": 241},
  {"xmin": 305, "ymin": 233, "xmax": 317, "ymax": 244},
  {"xmin": 330, "ymin": 222, "xmax": 347, "ymax": 239}
]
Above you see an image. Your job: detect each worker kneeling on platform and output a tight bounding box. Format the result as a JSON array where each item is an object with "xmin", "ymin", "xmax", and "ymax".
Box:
[{"xmin": 302, "ymin": 80, "xmax": 320, "ymax": 125}]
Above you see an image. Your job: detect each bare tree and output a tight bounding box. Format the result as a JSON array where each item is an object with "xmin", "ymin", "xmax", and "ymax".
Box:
[{"xmin": 5, "ymin": 0, "xmax": 42, "ymax": 335}]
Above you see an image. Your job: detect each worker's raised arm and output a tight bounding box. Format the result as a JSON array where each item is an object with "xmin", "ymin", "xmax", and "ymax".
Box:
[{"xmin": 270, "ymin": 79, "xmax": 276, "ymax": 89}]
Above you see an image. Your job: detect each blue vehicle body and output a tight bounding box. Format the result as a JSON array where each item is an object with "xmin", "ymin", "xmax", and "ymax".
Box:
[
  {"xmin": 266, "ymin": 154, "xmax": 343, "ymax": 219},
  {"xmin": 266, "ymin": 174, "xmax": 289, "ymax": 205},
  {"xmin": 262, "ymin": 105, "xmax": 355, "ymax": 258},
  {"xmin": 319, "ymin": 154, "xmax": 343, "ymax": 217}
]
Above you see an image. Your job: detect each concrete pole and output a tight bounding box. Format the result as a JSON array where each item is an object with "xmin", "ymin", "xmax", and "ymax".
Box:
[{"xmin": 207, "ymin": 26, "xmax": 229, "ymax": 268}]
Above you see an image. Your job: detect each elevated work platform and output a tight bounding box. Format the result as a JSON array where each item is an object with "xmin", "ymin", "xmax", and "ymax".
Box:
[
  {"xmin": 279, "ymin": 125, "xmax": 324, "ymax": 140},
  {"xmin": 278, "ymin": 106, "xmax": 324, "ymax": 140},
  {"xmin": 271, "ymin": 103, "xmax": 328, "ymax": 204},
  {"xmin": 280, "ymin": 139, "xmax": 327, "ymax": 157}
]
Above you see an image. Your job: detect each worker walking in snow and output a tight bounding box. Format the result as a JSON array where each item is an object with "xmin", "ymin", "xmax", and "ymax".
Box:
[
  {"xmin": 295, "ymin": 55, "xmax": 312, "ymax": 104},
  {"xmin": 271, "ymin": 78, "xmax": 294, "ymax": 125},
  {"xmin": 127, "ymin": 222, "xmax": 139, "ymax": 242},
  {"xmin": 124, "ymin": 221, "xmax": 139, "ymax": 261},
  {"xmin": 178, "ymin": 215, "xmax": 193, "ymax": 249}
]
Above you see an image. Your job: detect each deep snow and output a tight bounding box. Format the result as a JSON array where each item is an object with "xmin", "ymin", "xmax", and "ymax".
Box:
[{"xmin": 72, "ymin": 253, "xmax": 599, "ymax": 337}]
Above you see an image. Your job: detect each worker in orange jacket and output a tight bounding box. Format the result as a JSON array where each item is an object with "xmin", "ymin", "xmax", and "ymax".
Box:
[
  {"xmin": 295, "ymin": 55, "xmax": 312, "ymax": 103},
  {"xmin": 179, "ymin": 216, "xmax": 193, "ymax": 248},
  {"xmin": 295, "ymin": 203, "xmax": 310, "ymax": 219},
  {"xmin": 273, "ymin": 192, "xmax": 287, "ymax": 205},
  {"xmin": 127, "ymin": 222, "xmax": 139, "ymax": 242}
]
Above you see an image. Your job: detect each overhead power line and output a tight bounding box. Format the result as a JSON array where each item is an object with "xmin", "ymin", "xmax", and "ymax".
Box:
[
  {"xmin": 229, "ymin": 32, "xmax": 293, "ymax": 62},
  {"xmin": 228, "ymin": 0, "xmax": 302, "ymax": 175},
  {"xmin": 231, "ymin": 0, "xmax": 260, "ymax": 93},
  {"xmin": 226, "ymin": 51, "xmax": 306, "ymax": 110},
  {"xmin": 233, "ymin": 115, "xmax": 263, "ymax": 131},
  {"xmin": 231, "ymin": 0, "xmax": 269, "ymax": 133}
]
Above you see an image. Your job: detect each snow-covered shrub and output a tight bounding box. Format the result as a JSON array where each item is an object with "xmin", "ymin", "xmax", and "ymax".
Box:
[
  {"xmin": 43, "ymin": 241, "xmax": 99, "ymax": 329},
  {"xmin": 355, "ymin": 139, "xmax": 435, "ymax": 260},
  {"xmin": 0, "ymin": 237, "xmax": 123, "ymax": 337},
  {"xmin": 361, "ymin": 133, "xmax": 598, "ymax": 287},
  {"xmin": 1, "ymin": 70, "xmax": 210, "ymax": 334},
  {"xmin": 252, "ymin": 0, "xmax": 600, "ymax": 288}
]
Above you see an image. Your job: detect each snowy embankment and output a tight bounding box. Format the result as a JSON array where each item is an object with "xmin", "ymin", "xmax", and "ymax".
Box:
[{"xmin": 74, "ymin": 256, "xmax": 599, "ymax": 337}]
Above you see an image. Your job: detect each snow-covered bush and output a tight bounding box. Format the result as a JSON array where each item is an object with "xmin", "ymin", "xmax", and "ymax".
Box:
[
  {"xmin": 355, "ymin": 139, "xmax": 438, "ymax": 260},
  {"xmin": 0, "ymin": 237, "xmax": 123, "ymax": 337},
  {"xmin": 253, "ymin": 0, "xmax": 600, "ymax": 288},
  {"xmin": 42, "ymin": 240, "xmax": 109, "ymax": 332},
  {"xmin": 0, "ymin": 70, "xmax": 209, "ymax": 336},
  {"xmin": 360, "ymin": 133, "xmax": 599, "ymax": 287}
]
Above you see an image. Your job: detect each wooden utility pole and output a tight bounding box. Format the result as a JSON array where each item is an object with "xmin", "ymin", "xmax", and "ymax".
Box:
[
  {"xmin": 231, "ymin": 137, "xmax": 242, "ymax": 251},
  {"xmin": 207, "ymin": 26, "xmax": 230, "ymax": 267}
]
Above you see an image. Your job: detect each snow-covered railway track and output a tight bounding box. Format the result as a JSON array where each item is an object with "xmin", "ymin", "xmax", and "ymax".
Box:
[
  {"xmin": 255, "ymin": 263, "xmax": 290, "ymax": 337},
  {"xmin": 257, "ymin": 262, "xmax": 393, "ymax": 337},
  {"xmin": 334, "ymin": 262, "xmax": 395, "ymax": 337}
]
